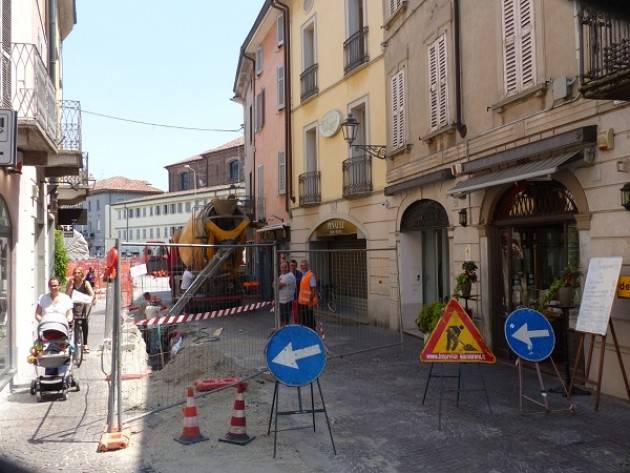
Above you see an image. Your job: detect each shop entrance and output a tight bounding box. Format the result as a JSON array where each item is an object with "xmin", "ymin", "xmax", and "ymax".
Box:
[{"xmin": 491, "ymin": 181, "xmax": 579, "ymax": 359}]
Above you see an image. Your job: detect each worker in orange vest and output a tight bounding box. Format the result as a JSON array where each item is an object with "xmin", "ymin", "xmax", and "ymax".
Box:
[{"xmin": 297, "ymin": 259, "xmax": 318, "ymax": 330}]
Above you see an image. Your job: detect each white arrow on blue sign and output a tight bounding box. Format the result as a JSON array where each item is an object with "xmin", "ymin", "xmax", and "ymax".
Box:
[
  {"xmin": 504, "ymin": 308, "xmax": 556, "ymax": 362},
  {"xmin": 265, "ymin": 325, "xmax": 327, "ymax": 387}
]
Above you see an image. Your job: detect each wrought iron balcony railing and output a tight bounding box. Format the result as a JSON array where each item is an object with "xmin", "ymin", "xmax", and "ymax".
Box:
[
  {"xmin": 299, "ymin": 171, "xmax": 321, "ymax": 207},
  {"xmin": 342, "ymin": 154, "xmax": 372, "ymax": 198},
  {"xmin": 5, "ymin": 43, "xmax": 58, "ymax": 143},
  {"xmin": 579, "ymin": 6, "xmax": 630, "ymax": 99},
  {"xmin": 54, "ymin": 153, "xmax": 92, "ymax": 189},
  {"xmin": 344, "ymin": 27, "xmax": 369, "ymax": 75},
  {"xmin": 300, "ymin": 63, "xmax": 318, "ymax": 101},
  {"xmin": 59, "ymin": 100, "xmax": 82, "ymax": 152}
]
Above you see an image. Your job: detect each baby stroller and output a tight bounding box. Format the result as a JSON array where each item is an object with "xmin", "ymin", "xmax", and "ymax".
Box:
[{"xmin": 29, "ymin": 313, "xmax": 79, "ymax": 401}]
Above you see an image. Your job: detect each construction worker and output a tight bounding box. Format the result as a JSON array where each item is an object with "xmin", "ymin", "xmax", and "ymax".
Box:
[{"xmin": 297, "ymin": 259, "xmax": 318, "ymax": 330}]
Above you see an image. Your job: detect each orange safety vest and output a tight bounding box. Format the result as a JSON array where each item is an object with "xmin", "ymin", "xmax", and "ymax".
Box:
[{"xmin": 298, "ymin": 271, "xmax": 318, "ymax": 307}]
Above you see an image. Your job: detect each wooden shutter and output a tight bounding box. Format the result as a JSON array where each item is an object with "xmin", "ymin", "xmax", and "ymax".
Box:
[
  {"xmin": 428, "ymin": 42, "xmax": 438, "ymax": 130},
  {"xmin": 502, "ymin": 0, "xmax": 535, "ymax": 95},
  {"xmin": 277, "ymin": 65, "xmax": 285, "ymax": 108},
  {"xmin": 519, "ymin": 0, "xmax": 535, "ymax": 89},
  {"xmin": 437, "ymin": 35, "xmax": 448, "ymax": 128},
  {"xmin": 391, "ymin": 69, "xmax": 406, "ymax": 150},
  {"xmin": 255, "ymin": 47, "xmax": 263, "ymax": 75},
  {"xmin": 278, "ymin": 151, "xmax": 286, "ymax": 195},
  {"xmin": 502, "ymin": 0, "xmax": 519, "ymax": 95}
]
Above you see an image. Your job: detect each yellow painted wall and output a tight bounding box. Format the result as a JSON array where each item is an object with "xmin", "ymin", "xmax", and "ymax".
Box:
[{"xmin": 289, "ymin": 0, "xmax": 387, "ymax": 207}]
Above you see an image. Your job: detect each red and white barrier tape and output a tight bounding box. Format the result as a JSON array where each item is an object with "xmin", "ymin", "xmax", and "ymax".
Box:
[{"xmin": 136, "ymin": 300, "xmax": 274, "ymax": 327}]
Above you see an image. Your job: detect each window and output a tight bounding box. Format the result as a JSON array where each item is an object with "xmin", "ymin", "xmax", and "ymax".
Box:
[
  {"xmin": 277, "ymin": 65, "xmax": 285, "ymax": 109},
  {"xmin": 149, "ymin": 228, "xmax": 153, "ymax": 239},
  {"xmin": 177, "ymin": 202, "xmax": 183, "ymax": 213},
  {"xmin": 96, "ymin": 200, "xmax": 100, "ymax": 211},
  {"xmin": 136, "ymin": 229, "xmax": 140, "ymax": 240},
  {"xmin": 170, "ymin": 204, "xmax": 176, "ymax": 214},
  {"xmin": 150, "ymin": 207, "xmax": 153, "ymax": 216},
  {"xmin": 502, "ymin": 0, "xmax": 536, "ymax": 96},
  {"xmin": 135, "ymin": 208, "xmax": 140, "ymax": 218},
  {"xmin": 163, "ymin": 205, "xmax": 168, "ymax": 215},
  {"xmin": 142, "ymin": 229, "xmax": 146, "ymax": 239},
  {"xmin": 156, "ymin": 205, "xmax": 161, "ymax": 216},
  {"xmin": 180, "ymin": 171, "xmax": 190, "ymax": 190},
  {"xmin": 428, "ymin": 34, "xmax": 449, "ymax": 131},
  {"xmin": 305, "ymin": 124, "xmax": 318, "ymax": 172},
  {"xmin": 128, "ymin": 209, "xmax": 133, "ymax": 220},
  {"xmin": 156, "ymin": 227, "xmax": 160, "ymax": 238},
  {"xmin": 142, "ymin": 207, "xmax": 146, "ymax": 217},
  {"xmin": 257, "ymin": 164, "xmax": 265, "ymax": 220},
  {"xmin": 387, "ymin": 0, "xmax": 405, "ymax": 18},
  {"xmin": 123, "ymin": 230, "xmax": 127, "ymax": 240},
  {"xmin": 117, "ymin": 210, "xmax": 121, "ymax": 219},
  {"xmin": 277, "ymin": 14, "xmax": 285, "ymax": 46},
  {"xmin": 302, "ymin": 18, "xmax": 316, "ymax": 70},
  {"xmin": 348, "ymin": 102, "xmax": 366, "ymax": 158},
  {"xmin": 185, "ymin": 201, "xmax": 191, "ymax": 212},
  {"xmin": 255, "ymin": 47, "xmax": 263, "ymax": 75},
  {"xmin": 390, "ymin": 68, "xmax": 407, "ymax": 150},
  {"xmin": 278, "ymin": 151, "xmax": 286, "ymax": 195},
  {"xmin": 229, "ymin": 160, "xmax": 240, "ymax": 183},
  {"xmin": 255, "ymin": 89, "xmax": 266, "ymax": 132}
]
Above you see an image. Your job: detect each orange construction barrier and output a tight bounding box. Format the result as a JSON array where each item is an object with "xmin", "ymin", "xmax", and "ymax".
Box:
[
  {"xmin": 194, "ymin": 376, "xmax": 241, "ymax": 392},
  {"xmin": 175, "ymin": 387, "xmax": 208, "ymax": 445}
]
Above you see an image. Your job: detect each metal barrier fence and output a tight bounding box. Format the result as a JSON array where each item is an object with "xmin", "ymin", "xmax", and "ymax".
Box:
[
  {"xmin": 102, "ymin": 241, "xmax": 402, "ymax": 421},
  {"xmin": 278, "ymin": 248, "xmax": 402, "ymax": 358}
]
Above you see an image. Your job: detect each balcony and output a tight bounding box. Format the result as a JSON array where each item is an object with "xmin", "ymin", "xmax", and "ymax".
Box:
[
  {"xmin": 53, "ymin": 153, "xmax": 92, "ymax": 206},
  {"xmin": 579, "ymin": 6, "xmax": 630, "ymax": 100},
  {"xmin": 299, "ymin": 171, "xmax": 321, "ymax": 207},
  {"xmin": 300, "ymin": 63, "xmax": 318, "ymax": 102},
  {"xmin": 344, "ymin": 27, "xmax": 369, "ymax": 75},
  {"xmin": 342, "ymin": 154, "xmax": 372, "ymax": 198}
]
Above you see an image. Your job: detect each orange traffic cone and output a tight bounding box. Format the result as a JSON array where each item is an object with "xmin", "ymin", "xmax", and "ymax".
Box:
[
  {"xmin": 219, "ymin": 382, "xmax": 255, "ymax": 446},
  {"xmin": 175, "ymin": 387, "xmax": 208, "ymax": 445}
]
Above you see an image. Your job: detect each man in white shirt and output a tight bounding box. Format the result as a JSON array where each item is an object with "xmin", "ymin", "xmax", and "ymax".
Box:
[{"xmin": 278, "ymin": 262, "xmax": 296, "ymax": 325}]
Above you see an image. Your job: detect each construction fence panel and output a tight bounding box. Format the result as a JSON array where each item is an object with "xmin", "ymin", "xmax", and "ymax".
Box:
[
  {"xmin": 278, "ymin": 248, "xmax": 402, "ymax": 358},
  {"xmin": 113, "ymin": 242, "xmax": 276, "ymax": 414}
]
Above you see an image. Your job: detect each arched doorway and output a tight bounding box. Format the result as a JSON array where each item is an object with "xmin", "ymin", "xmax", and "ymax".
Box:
[
  {"xmin": 491, "ymin": 180, "xmax": 579, "ymax": 357},
  {"xmin": 0, "ymin": 196, "xmax": 11, "ymax": 380},
  {"xmin": 399, "ymin": 200, "xmax": 450, "ymax": 331}
]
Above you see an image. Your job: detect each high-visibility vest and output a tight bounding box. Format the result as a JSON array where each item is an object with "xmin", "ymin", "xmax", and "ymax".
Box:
[{"xmin": 298, "ymin": 271, "xmax": 318, "ymax": 307}]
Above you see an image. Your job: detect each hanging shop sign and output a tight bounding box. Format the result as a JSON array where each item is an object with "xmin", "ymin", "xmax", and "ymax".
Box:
[
  {"xmin": 617, "ymin": 276, "xmax": 630, "ymax": 299},
  {"xmin": 0, "ymin": 110, "xmax": 17, "ymax": 167},
  {"xmin": 420, "ymin": 298, "xmax": 496, "ymax": 364},
  {"xmin": 315, "ymin": 219, "xmax": 358, "ymax": 238}
]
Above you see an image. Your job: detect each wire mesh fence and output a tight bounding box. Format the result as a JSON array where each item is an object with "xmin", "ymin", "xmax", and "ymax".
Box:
[{"xmin": 102, "ymin": 241, "xmax": 402, "ymax": 419}]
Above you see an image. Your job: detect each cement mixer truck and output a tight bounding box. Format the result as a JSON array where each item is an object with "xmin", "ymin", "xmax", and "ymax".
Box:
[{"xmin": 167, "ymin": 196, "xmax": 253, "ymax": 316}]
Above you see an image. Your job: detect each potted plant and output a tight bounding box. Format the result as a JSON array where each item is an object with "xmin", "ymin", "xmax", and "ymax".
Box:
[
  {"xmin": 542, "ymin": 264, "xmax": 582, "ymax": 308},
  {"xmin": 416, "ymin": 301, "xmax": 446, "ymax": 343},
  {"xmin": 454, "ymin": 261, "xmax": 478, "ymax": 299}
]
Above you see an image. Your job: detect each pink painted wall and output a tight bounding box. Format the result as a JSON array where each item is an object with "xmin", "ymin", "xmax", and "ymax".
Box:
[{"xmin": 254, "ymin": 16, "xmax": 288, "ymax": 233}]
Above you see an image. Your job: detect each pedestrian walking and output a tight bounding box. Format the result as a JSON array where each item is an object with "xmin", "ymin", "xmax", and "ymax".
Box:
[
  {"xmin": 278, "ymin": 261, "xmax": 296, "ymax": 326},
  {"xmin": 297, "ymin": 259, "xmax": 318, "ymax": 330},
  {"xmin": 66, "ymin": 267, "xmax": 95, "ymax": 353}
]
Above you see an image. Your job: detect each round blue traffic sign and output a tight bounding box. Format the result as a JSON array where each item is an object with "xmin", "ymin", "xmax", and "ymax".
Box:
[
  {"xmin": 265, "ymin": 325, "xmax": 326, "ymax": 387},
  {"xmin": 504, "ymin": 308, "xmax": 556, "ymax": 362}
]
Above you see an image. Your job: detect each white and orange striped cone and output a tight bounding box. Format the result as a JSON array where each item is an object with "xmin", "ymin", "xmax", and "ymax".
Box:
[
  {"xmin": 218, "ymin": 382, "xmax": 255, "ymax": 446},
  {"xmin": 174, "ymin": 387, "xmax": 208, "ymax": 445}
]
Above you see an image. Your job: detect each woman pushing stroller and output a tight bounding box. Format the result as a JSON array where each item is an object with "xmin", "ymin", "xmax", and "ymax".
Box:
[{"xmin": 65, "ymin": 267, "xmax": 95, "ymax": 353}]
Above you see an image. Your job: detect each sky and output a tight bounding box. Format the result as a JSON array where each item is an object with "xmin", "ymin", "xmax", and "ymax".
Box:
[{"xmin": 63, "ymin": 0, "xmax": 265, "ymax": 191}]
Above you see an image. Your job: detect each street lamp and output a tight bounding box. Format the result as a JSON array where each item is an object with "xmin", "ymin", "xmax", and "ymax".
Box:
[{"xmin": 340, "ymin": 113, "xmax": 387, "ymax": 160}]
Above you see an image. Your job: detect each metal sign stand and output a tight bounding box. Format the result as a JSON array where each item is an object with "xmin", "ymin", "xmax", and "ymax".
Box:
[
  {"xmin": 517, "ymin": 357, "xmax": 575, "ymax": 414},
  {"xmin": 266, "ymin": 380, "xmax": 336, "ymax": 458},
  {"xmin": 568, "ymin": 320, "xmax": 630, "ymax": 410},
  {"xmin": 421, "ymin": 363, "xmax": 492, "ymax": 430}
]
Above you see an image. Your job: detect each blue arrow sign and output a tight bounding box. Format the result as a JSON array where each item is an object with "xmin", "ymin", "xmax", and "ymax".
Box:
[
  {"xmin": 265, "ymin": 325, "xmax": 326, "ymax": 387},
  {"xmin": 505, "ymin": 308, "xmax": 556, "ymax": 362}
]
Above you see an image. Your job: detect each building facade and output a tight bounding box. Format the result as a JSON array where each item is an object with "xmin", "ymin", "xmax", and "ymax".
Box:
[
  {"xmin": 283, "ymin": 0, "xmax": 398, "ymax": 326},
  {"xmin": 107, "ymin": 184, "xmax": 246, "ymax": 255},
  {"xmin": 82, "ymin": 177, "xmax": 163, "ymax": 256},
  {"xmin": 383, "ymin": 0, "xmax": 630, "ymax": 397},
  {"xmin": 4, "ymin": 0, "xmax": 85, "ymax": 387},
  {"xmin": 234, "ymin": 0, "xmax": 290, "ymax": 244},
  {"xmin": 165, "ymin": 138, "xmax": 244, "ymax": 193}
]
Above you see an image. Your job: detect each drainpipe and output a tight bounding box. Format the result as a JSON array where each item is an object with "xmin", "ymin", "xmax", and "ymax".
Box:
[
  {"xmin": 271, "ymin": 0, "xmax": 294, "ymax": 211},
  {"xmin": 242, "ymin": 53, "xmax": 256, "ymax": 217},
  {"xmin": 453, "ymin": 0, "xmax": 467, "ymax": 138},
  {"xmin": 48, "ymin": 0, "xmax": 59, "ymax": 85}
]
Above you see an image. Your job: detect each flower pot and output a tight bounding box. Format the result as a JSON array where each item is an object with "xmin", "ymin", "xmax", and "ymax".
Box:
[
  {"xmin": 460, "ymin": 280, "xmax": 472, "ymax": 298},
  {"xmin": 557, "ymin": 287, "xmax": 573, "ymax": 307}
]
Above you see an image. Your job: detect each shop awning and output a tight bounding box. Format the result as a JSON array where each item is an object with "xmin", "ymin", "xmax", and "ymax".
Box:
[
  {"xmin": 256, "ymin": 223, "xmax": 289, "ymax": 233},
  {"xmin": 447, "ymin": 152, "xmax": 581, "ymax": 197}
]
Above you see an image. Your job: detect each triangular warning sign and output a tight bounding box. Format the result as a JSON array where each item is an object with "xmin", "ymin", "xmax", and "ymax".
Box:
[{"xmin": 420, "ymin": 298, "xmax": 495, "ymax": 364}]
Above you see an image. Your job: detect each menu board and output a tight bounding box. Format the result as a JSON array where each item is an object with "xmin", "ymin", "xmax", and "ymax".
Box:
[{"xmin": 575, "ymin": 257, "xmax": 623, "ymax": 336}]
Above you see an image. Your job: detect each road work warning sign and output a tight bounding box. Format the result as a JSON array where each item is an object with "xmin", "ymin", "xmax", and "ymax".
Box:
[{"xmin": 420, "ymin": 298, "xmax": 496, "ymax": 364}]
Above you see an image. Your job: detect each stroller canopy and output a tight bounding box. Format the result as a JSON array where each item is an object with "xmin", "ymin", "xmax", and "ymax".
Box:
[{"xmin": 39, "ymin": 313, "xmax": 69, "ymax": 339}]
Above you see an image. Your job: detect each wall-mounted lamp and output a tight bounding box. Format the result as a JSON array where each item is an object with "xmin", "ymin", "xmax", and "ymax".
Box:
[
  {"xmin": 458, "ymin": 208, "xmax": 468, "ymax": 227},
  {"xmin": 621, "ymin": 183, "xmax": 630, "ymax": 211},
  {"xmin": 340, "ymin": 113, "xmax": 387, "ymax": 160}
]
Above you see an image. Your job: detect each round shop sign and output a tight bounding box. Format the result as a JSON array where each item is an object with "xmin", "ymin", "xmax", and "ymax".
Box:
[{"xmin": 319, "ymin": 109, "xmax": 342, "ymax": 138}]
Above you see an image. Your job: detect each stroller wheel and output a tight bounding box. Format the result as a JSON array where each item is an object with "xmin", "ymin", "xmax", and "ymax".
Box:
[{"xmin": 30, "ymin": 380, "xmax": 36, "ymax": 395}]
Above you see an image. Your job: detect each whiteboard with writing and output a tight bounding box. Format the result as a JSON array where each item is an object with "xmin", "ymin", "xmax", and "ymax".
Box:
[{"xmin": 575, "ymin": 257, "xmax": 623, "ymax": 336}]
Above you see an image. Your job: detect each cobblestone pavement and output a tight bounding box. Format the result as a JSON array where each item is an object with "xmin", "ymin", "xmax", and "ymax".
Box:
[{"xmin": 1, "ymin": 295, "xmax": 630, "ymax": 473}]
